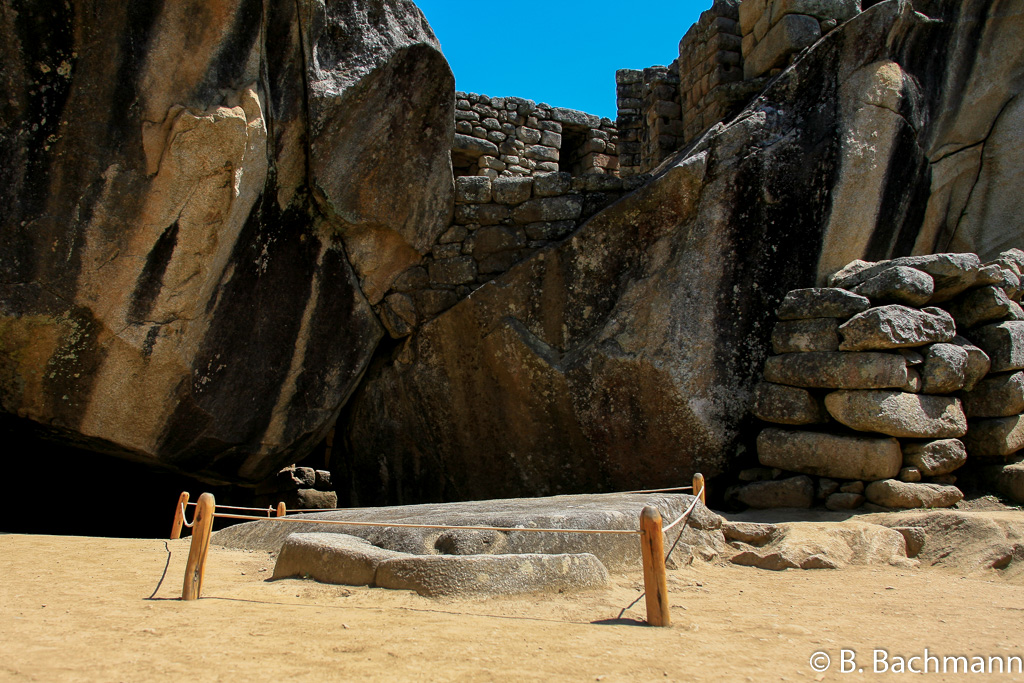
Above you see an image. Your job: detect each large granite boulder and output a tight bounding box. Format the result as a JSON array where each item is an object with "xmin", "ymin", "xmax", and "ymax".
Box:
[
  {"xmin": 0, "ymin": 0, "xmax": 454, "ymax": 482},
  {"xmin": 338, "ymin": 0, "xmax": 1024, "ymax": 504}
]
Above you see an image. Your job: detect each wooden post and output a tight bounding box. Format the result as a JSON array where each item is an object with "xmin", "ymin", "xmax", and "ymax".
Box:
[
  {"xmin": 639, "ymin": 505, "xmax": 671, "ymax": 627},
  {"xmin": 182, "ymin": 492, "xmax": 215, "ymax": 600},
  {"xmin": 170, "ymin": 492, "xmax": 189, "ymax": 540},
  {"xmin": 693, "ymin": 472, "xmax": 706, "ymax": 505},
  {"xmin": 276, "ymin": 502, "xmax": 287, "ymax": 517}
]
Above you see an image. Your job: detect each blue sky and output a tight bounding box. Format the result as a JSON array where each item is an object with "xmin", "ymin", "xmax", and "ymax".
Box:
[{"xmin": 415, "ymin": 1, "xmax": 711, "ymax": 120}]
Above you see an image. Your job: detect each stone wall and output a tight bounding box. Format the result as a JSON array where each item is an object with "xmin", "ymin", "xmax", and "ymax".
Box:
[
  {"xmin": 619, "ymin": 0, "xmax": 864, "ymax": 175},
  {"xmin": 375, "ymin": 171, "xmax": 647, "ymax": 339},
  {"xmin": 739, "ymin": 0, "xmax": 859, "ymax": 79},
  {"xmin": 733, "ymin": 250, "xmax": 1024, "ymax": 510},
  {"xmin": 453, "ymin": 92, "xmax": 619, "ymax": 179}
]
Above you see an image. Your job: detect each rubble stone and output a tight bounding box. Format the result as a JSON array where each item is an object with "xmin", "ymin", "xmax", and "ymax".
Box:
[
  {"xmin": 838, "ymin": 305, "xmax": 956, "ymax": 351},
  {"xmin": 757, "ymin": 428, "xmax": 902, "ymax": 480}
]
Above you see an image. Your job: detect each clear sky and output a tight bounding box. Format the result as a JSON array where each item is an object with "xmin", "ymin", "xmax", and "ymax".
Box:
[{"xmin": 414, "ymin": 1, "xmax": 711, "ymax": 120}]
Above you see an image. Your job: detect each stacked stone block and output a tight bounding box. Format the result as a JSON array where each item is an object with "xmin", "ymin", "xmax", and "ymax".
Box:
[
  {"xmin": 735, "ymin": 250, "xmax": 1024, "ymax": 510},
  {"xmin": 615, "ymin": 69, "xmax": 644, "ymax": 177},
  {"xmin": 677, "ymin": 0, "xmax": 758, "ymax": 144},
  {"xmin": 376, "ymin": 172, "xmax": 647, "ymax": 339},
  {"xmin": 739, "ymin": 0, "xmax": 860, "ymax": 79},
  {"xmin": 453, "ymin": 92, "xmax": 619, "ymax": 179}
]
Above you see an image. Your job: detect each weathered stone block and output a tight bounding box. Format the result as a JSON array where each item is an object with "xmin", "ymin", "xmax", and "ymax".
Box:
[
  {"xmin": 864, "ymin": 480, "xmax": 963, "ymax": 509},
  {"xmin": 512, "ymin": 196, "xmax": 583, "ymax": 224},
  {"xmin": 901, "ymin": 439, "xmax": 967, "ymax": 476},
  {"xmin": 762, "ymin": 352, "xmax": 907, "ymax": 389},
  {"xmin": 472, "ymin": 226, "xmax": 525, "ymax": 257},
  {"xmin": 970, "ymin": 321, "xmax": 1024, "ymax": 372},
  {"xmin": 838, "ymin": 305, "xmax": 956, "ymax": 351},
  {"xmin": 454, "ymin": 203, "xmax": 510, "ymax": 226},
  {"xmin": 776, "ymin": 288, "xmax": 870, "ymax": 320},
  {"xmin": 456, "ymin": 175, "xmax": 491, "ymax": 204},
  {"xmin": 944, "ymin": 285, "xmax": 1020, "ymax": 329},
  {"xmin": 743, "ymin": 13, "xmax": 821, "ymax": 79},
  {"xmin": 962, "ymin": 371, "xmax": 1024, "ymax": 418},
  {"xmin": 771, "ymin": 318, "xmax": 840, "ymax": 353},
  {"xmin": 414, "ymin": 289, "xmax": 459, "ymax": 318},
  {"xmin": 919, "ymin": 343, "xmax": 968, "ymax": 394},
  {"xmin": 428, "ymin": 257, "xmax": 477, "ymax": 287},
  {"xmin": 963, "ymin": 414, "xmax": 1024, "ymax": 456},
  {"xmin": 733, "ymin": 475, "xmax": 814, "ymax": 509},
  {"xmin": 525, "ymin": 145, "xmax": 559, "ymax": 162},
  {"xmin": 492, "ymin": 177, "xmax": 533, "ymax": 205},
  {"xmin": 770, "ymin": 0, "xmax": 860, "ymax": 27},
  {"xmin": 826, "ymin": 492, "xmax": 865, "ymax": 510},
  {"xmin": 948, "ymin": 335, "xmax": 991, "ymax": 391},
  {"xmin": 757, "ymin": 428, "xmax": 902, "ymax": 480},
  {"xmin": 391, "ymin": 266, "xmax": 429, "ymax": 292},
  {"xmin": 453, "ymin": 133, "xmax": 499, "ymax": 158},
  {"xmin": 752, "ymin": 381, "xmax": 829, "ymax": 425},
  {"xmin": 824, "ymin": 390, "xmax": 967, "ymax": 438},
  {"xmin": 832, "ymin": 253, "xmax": 981, "ymax": 303},
  {"xmin": 851, "ymin": 266, "xmax": 934, "ymax": 307}
]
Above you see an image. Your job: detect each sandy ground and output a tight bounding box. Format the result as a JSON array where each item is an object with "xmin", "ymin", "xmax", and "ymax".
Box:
[{"xmin": 2, "ymin": 533, "xmax": 1023, "ymax": 682}]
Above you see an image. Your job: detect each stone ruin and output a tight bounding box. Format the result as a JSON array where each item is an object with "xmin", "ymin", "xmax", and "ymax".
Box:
[
  {"xmin": 736, "ymin": 251, "xmax": 1024, "ymax": 511},
  {"xmin": 2, "ymin": 0, "xmax": 1024, "ymax": 528}
]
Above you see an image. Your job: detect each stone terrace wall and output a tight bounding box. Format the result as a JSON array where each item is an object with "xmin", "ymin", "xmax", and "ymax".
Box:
[
  {"xmin": 739, "ymin": 0, "xmax": 860, "ymax": 79},
  {"xmin": 454, "ymin": 92, "xmax": 619, "ymax": 179},
  {"xmin": 619, "ymin": 0, "xmax": 866, "ymax": 175},
  {"xmin": 375, "ymin": 171, "xmax": 648, "ymax": 339}
]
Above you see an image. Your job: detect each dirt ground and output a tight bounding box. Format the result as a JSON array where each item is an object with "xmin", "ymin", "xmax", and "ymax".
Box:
[{"xmin": 2, "ymin": 531, "xmax": 1023, "ymax": 682}]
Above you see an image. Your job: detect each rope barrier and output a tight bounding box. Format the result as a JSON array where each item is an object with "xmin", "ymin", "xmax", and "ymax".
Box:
[
  {"xmin": 170, "ymin": 472, "xmax": 710, "ymax": 628},
  {"xmin": 210, "ymin": 512, "xmax": 641, "ymax": 535},
  {"xmin": 660, "ymin": 483, "xmax": 705, "ymax": 533},
  {"xmin": 180, "ymin": 502, "xmax": 196, "ymax": 529},
  {"xmin": 185, "ymin": 502, "xmax": 277, "ymax": 514}
]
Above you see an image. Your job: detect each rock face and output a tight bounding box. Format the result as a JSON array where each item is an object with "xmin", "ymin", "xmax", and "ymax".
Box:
[
  {"xmin": 0, "ymin": 0, "xmax": 453, "ymax": 482},
  {"xmin": 339, "ymin": 0, "xmax": 1024, "ymax": 504}
]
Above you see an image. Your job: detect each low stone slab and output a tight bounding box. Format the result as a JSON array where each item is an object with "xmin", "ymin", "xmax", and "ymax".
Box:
[
  {"xmin": 901, "ymin": 439, "xmax": 967, "ymax": 476},
  {"xmin": 851, "ymin": 265, "xmax": 933, "ymax": 307},
  {"xmin": 824, "ymin": 390, "xmax": 967, "ymax": 438},
  {"xmin": 832, "ymin": 253, "xmax": 981, "ymax": 302},
  {"xmin": 375, "ymin": 552, "xmax": 610, "ymax": 597},
  {"xmin": 948, "ymin": 335, "xmax": 991, "ymax": 391},
  {"xmin": 962, "ymin": 371, "xmax": 1024, "ymax": 418},
  {"xmin": 825, "ymin": 492, "xmax": 865, "ymax": 511},
  {"xmin": 919, "ymin": 343, "xmax": 967, "ymax": 394},
  {"xmin": 864, "ymin": 480, "xmax": 963, "ymax": 509},
  {"xmin": 757, "ymin": 428, "xmax": 902, "ymax": 480},
  {"xmin": 731, "ymin": 475, "xmax": 814, "ymax": 509},
  {"xmin": 944, "ymin": 285, "xmax": 1020, "ymax": 329},
  {"xmin": 214, "ymin": 492, "xmax": 721, "ymax": 572},
  {"xmin": 273, "ymin": 533, "xmax": 405, "ymax": 585},
  {"xmin": 838, "ymin": 305, "xmax": 956, "ymax": 351},
  {"xmin": 762, "ymin": 352, "xmax": 907, "ymax": 389},
  {"xmin": 963, "ymin": 415, "xmax": 1024, "ymax": 456},
  {"xmin": 771, "ymin": 318, "xmax": 840, "ymax": 353},
  {"xmin": 752, "ymin": 381, "xmax": 829, "ymax": 425},
  {"xmin": 776, "ymin": 288, "xmax": 870, "ymax": 320},
  {"xmin": 970, "ymin": 321, "xmax": 1024, "ymax": 373}
]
